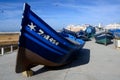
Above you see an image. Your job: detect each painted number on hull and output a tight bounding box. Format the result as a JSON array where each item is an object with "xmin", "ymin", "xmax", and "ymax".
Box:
[
  {"xmin": 38, "ymin": 29, "xmax": 59, "ymax": 45},
  {"xmin": 28, "ymin": 22, "xmax": 59, "ymax": 46}
]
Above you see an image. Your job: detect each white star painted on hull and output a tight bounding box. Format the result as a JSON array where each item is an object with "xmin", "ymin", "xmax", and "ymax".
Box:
[{"xmin": 28, "ymin": 22, "xmax": 36, "ymax": 31}]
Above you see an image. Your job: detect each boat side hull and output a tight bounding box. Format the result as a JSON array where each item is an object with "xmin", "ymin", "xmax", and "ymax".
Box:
[
  {"xmin": 16, "ymin": 47, "xmax": 65, "ymax": 73},
  {"xmin": 95, "ymin": 35, "xmax": 112, "ymax": 45}
]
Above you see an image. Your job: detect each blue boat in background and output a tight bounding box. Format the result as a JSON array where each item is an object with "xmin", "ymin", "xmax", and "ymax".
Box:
[
  {"xmin": 61, "ymin": 28, "xmax": 77, "ymax": 37},
  {"xmin": 60, "ymin": 28, "xmax": 90, "ymax": 41},
  {"xmin": 108, "ymin": 29, "xmax": 120, "ymax": 38},
  {"xmin": 16, "ymin": 3, "xmax": 85, "ymax": 74},
  {"xmin": 85, "ymin": 26, "xmax": 96, "ymax": 38},
  {"xmin": 108, "ymin": 29, "xmax": 120, "ymax": 34}
]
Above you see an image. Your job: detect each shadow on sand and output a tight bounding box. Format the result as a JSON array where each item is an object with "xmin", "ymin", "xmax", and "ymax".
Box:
[{"xmin": 33, "ymin": 48, "xmax": 90, "ymax": 75}]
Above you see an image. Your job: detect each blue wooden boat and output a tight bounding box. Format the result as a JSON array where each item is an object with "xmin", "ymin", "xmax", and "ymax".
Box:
[
  {"xmin": 94, "ymin": 31, "xmax": 114, "ymax": 45},
  {"xmin": 61, "ymin": 28, "xmax": 77, "ymax": 37},
  {"xmin": 108, "ymin": 29, "xmax": 120, "ymax": 38},
  {"xmin": 76, "ymin": 30, "xmax": 91, "ymax": 41},
  {"xmin": 16, "ymin": 3, "xmax": 85, "ymax": 73},
  {"xmin": 61, "ymin": 28, "xmax": 90, "ymax": 41},
  {"xmin": 85, "ymin": 26, "xmax": 96, "ymax": 38},
  {"xmin": 108, "ymin": 29, "xmax": 120, "ymax": 35}
]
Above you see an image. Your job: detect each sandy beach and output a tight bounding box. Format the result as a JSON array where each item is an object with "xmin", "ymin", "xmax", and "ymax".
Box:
[
  {"xmin": 0, "ymin": 39, "xmax": 120, "ymax": 80},
  {"xmin": 0, "ymin": 33, "xmax": 19, "ymax": 46}
]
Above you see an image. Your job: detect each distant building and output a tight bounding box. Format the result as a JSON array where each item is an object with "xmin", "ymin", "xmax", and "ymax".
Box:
[
  {"xmin": 105, "ymin": 23, "xmax": 120, "ymax": 30},
  {"xmin": 66, "ymin": 24, "xmax": 93, "ymax": 32}
]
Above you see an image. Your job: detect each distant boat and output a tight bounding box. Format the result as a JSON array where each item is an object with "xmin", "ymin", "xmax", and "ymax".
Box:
[
  {"xmin": 108, "ymin": 29, "xmax": 120, "ymax": 38},
  {"xmin": 94, "ymin": 31, "xmax": 114, "ymax": 45},
  {"xmin": 60, "ymin": 28, "xmax": 90, "ymax": 41},
  {"xmin": 15, "ymin": 3, "xmax": 85, "ymax": 73},
  {"xmin": 61, "ymin": 28, "xmax": 77, "ymax": 37},
  {"xmin": 85, "ymin": 26, "xmax": 96, "ymax": 38}
]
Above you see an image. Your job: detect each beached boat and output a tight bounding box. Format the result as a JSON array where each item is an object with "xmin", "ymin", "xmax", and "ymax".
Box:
[
  {"xmin": 94, "ymin": 31, "xmax": 114, "ymax": 45},
  {"xmin": 61, "ymin": 28, "xmax": 90, "ymax": 41},
  {"xmin": 85, "ymin": 26, "xmax": 96, "ymax": 38},
  {"xmin": 108, "ymin": 29, "xmax": 120, "ymax": 38},
  {"xmin": 15, "ymin": 3, "xmax": 85, "ymax": 74},
  {"xmin": 62, "ymin": 25, "xmax": 96, "ymax": 41},
  {"xmin": 61, "ymin": 28, "xmax": 77, "ymax": 37}
]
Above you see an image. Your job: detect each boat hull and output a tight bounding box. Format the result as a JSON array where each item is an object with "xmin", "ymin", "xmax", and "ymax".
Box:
[
  {"xmin": 95, "ymin": 37, "xmax": 112, "ymax": 45},
  {"xmin": 16, "ymin": 47, "xmax": 68, "ymax": 73},
  {"xmin": 94, "ymin": 32, "xmax": 113, "ymax": 45},
  {"xmin": 61, "ymin": 28, "xmax": 90, "ymax": 41}
]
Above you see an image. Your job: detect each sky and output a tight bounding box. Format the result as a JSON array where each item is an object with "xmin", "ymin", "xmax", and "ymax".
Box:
[{"xmin": 0, "ymin": 0, "xmax": 120, "ymax": 32}]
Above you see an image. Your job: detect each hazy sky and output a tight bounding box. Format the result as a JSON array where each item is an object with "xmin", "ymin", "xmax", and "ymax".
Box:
[{"xmin": 0, "ymin": 0, "xmax": 120, "ymax": 32}]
